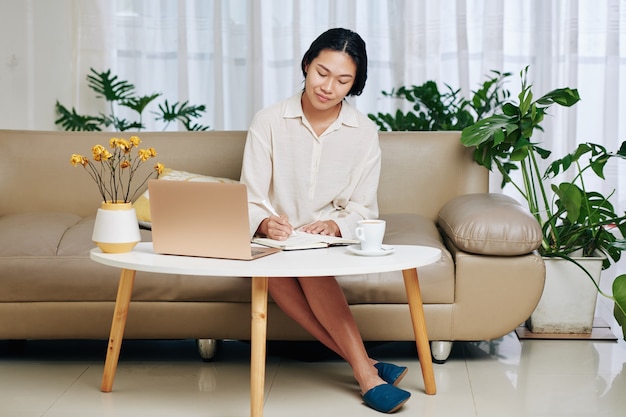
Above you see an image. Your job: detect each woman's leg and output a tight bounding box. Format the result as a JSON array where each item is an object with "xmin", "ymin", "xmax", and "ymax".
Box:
[
  {"xmin": 296, "ymin": 276, "xmax": 385, "ymax": 394},
  {"xmin": 268, "ymin": 277, "xmax": 347, "ymax": 359},
  {"xmin": 268, "ymin": 278, "xmax": 410, "ymax": 412}
]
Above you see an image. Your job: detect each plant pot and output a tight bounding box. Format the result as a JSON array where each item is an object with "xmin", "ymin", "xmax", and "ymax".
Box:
[
  {"xmin": 92, "ymin": 201, "xmax": 141, "ymax": 253},
  {"xmin": 526, "ymin": 253, "xmax": 604, "ymax": 334}
]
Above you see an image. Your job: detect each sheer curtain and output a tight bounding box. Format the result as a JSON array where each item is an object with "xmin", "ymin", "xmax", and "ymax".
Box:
[{"xmin": 0, "ymin": 0, "xmax": 624, "ymax": 206}]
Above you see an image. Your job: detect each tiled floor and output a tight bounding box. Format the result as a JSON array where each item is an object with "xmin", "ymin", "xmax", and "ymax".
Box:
[{"xmin": 1, "ymin": 297, "xmax": 625, "ymax": 417}]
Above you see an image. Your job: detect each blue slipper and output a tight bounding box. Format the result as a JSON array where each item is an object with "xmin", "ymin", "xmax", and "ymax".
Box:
[
  {"xmin": 362, "ymin": 383, "xmax": 411, "ymax": 413},
  {"xmin": 374, "ymin": 362, "xmax": 408, "ymax": 386}
]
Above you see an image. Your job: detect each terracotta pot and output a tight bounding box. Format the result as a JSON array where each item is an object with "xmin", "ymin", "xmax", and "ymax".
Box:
[{"xmin": 92, "ymin": 201, "xmax": 141, "ymax": 253}]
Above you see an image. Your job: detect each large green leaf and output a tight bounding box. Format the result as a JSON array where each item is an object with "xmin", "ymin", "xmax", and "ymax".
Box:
[
  {"xmin": 183, "ymin": 120, "xmax": 211, "ymax": 131},
  {"xmin": 54, "ymin": 101, "xmax": 103, "ymax": 131},
  {"xmin": 121, "ymin": 93, "xmax": 162, "ymax": 114},
  {"xmin": 613, "ymin": 274, "xmax": 626, "ymax": 340},
  {"xmin": 86, "ymin": 68, "xmax": 135, "ymax": 102},
  {"xmin": 535, "ymin": 87, "xmax": 581, "ymax": 107},
  {"xmin": 154, "ymin": 100, "xmax": 207, "ymax": 129},
  {"xmin": 552, "ymin": 183, "xmax": 582, "ymax": 223},
  {"xmin": 460, "ymin": 114, "xmax": 514, "ymax": 147}
]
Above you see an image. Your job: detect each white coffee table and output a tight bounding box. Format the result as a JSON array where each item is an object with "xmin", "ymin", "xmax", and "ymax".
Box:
[{"xmin": 91, "ymin": 242, "xmax": 441, "ymax": 417}]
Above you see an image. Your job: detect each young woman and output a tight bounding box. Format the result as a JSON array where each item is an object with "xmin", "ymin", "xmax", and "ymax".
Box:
[{"xmin": 240, "ymin": 28, "xmax": 410, "ymax": 414}]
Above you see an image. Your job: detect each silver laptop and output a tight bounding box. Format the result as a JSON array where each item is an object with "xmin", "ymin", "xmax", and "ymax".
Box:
[{"xmin": 148, "ymin": 179, "xmax": 280, "ymax": 260}]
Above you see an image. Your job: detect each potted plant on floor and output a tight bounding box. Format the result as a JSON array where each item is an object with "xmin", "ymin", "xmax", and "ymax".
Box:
[{"xmin": 459, "ymin": 66, "xmax": 626, "ymax": 337}]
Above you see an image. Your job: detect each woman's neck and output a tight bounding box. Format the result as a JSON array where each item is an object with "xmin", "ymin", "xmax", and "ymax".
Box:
[{"xmin": 301, "ymin": 95, "xmax": 342, "ymax": 136}]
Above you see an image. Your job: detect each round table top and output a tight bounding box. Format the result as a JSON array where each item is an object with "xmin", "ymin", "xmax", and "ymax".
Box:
[{"xmin": 90, "ymin": 242, "xmax": 441, "ymax": 277}]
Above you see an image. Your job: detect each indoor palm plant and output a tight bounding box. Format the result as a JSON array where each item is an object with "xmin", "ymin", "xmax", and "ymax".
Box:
[
  {"xmin": 460, "ymin": 67, "xmax": 626, "ymax": 337},
  {"xmin": 56, "ymin": 68, "xmax": 210, "ymax": 132}
]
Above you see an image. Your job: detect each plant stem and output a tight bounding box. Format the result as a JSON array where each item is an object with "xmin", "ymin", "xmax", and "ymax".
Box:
[
  {"xmin": 528, "ymin": 149, "xmax": 558, "ymax": 250},
  {"xmin": 495, "ymin": 159, "xmax": 527, "ymax": 199}
]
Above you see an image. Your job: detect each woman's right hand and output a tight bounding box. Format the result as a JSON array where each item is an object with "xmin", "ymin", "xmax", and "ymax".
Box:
[{"xmin": 259, "ymin": 215, "xmax": 295, "ymax": 240}]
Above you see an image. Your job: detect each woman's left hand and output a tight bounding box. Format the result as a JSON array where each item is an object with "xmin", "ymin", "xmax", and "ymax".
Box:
[{"xmin": 300, "ymin": 220, "xmax": 341, "ymax": 236}]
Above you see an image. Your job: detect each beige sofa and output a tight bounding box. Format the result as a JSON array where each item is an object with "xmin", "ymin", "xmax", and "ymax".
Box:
[{"xmin": 0, "ymin": 129, "xmax": 545, "ymax": 362}]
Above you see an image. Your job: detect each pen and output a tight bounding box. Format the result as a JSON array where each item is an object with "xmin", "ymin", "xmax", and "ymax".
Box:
[{"xmin": 261, "ymin": 199, "xmax": 297, "ymax": 236}]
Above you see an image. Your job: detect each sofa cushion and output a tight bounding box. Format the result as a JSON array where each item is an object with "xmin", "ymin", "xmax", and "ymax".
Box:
[
  {"xmin": 437, "ymin": 193, "xmax": 542, "ymax": 256},
  {"xmin": 0, "ymin": 211, "xmax": 454, "ymax": 305},
  {"xmin": 0, "ymin": 212, "xmax": 252, "ymax": 303},
  {"xmin": 0, "ymin": 212, "xmax": 83, "ymax": 256},
  {"xmin": 337, "ymin": 213, "xmax": 455, "ymax": 304},
  {"xmin": 133, "ymin": 168, "xmax": 239, "ymax": 227}
]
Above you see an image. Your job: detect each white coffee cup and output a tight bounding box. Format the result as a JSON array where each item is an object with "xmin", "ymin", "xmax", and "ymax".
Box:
[{"xmin": 355, "ymin": 219, "xmax": 386, "ymax": 252}]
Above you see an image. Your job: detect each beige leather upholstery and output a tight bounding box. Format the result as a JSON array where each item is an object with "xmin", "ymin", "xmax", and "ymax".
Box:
[
  {"xmin": 0, "ymin": 129, "xmax": 545, "ymax": 344},
  {"xmin": 438, "ymin": 193, "xmax": 543, "ymax": 255}
]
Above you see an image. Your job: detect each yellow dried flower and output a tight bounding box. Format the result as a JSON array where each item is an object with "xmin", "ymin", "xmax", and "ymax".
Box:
[
  {"xmin": 129, "ymin": 136, "xmax": 141, "ymax": 147},
  {"xmin": 109, "ymin": 137, "xmax": 131, "ymax": 153},
  {"xmin": 92, "ymin": 145, "xmax": 106, "ymax": 161},
  {"xmin": 138, "ymin": 149, "xmax": 151, "ymax": 161},
  {"xmin": 119, "ymin": 139, "xmax": 132, "ymax": 153},
  {"xmin": 70, "ymin": 136, "xmax": 164, "ymax": 203},
  {"xmin": 70, "ymin": 154, "xmax": 87, "ymax": 167}
]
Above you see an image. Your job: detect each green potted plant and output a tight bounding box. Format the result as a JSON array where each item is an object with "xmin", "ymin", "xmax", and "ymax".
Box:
[
  {"xmin": 368, "ymin": 70, "xmax": 511, "ymax": 131},
  {"xmin": 459, "ymin": 66, "xmax": 626, "ymax": 337},
  {"xmin": 56, "ymin": 68, "xmax": 210, "ymax": 132}
]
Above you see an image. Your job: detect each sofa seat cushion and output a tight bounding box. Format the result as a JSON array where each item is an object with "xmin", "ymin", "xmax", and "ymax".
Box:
[
  {"xmin": 0, "ymin": 212, "xmax": 252, "ymax": 303},
  {"xmin": 0, "ymin": 212, "xmax": 453, "ymax": 305},
  {"xmin": 0, "ymin": 212, "xmax": 85, "ymax": 256},
  {"xmin": 337, "ymin": 213, "xmax": 454, "ymax": 304}
]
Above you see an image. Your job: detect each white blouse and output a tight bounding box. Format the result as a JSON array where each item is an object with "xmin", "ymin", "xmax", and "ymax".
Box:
[{"xmin": 240, "ymin": 92, "xmax": 381, "ymax": 239}]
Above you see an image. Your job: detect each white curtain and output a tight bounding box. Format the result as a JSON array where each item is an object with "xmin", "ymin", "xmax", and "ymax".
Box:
[{"xmin": 0, "ymin": 0, "xmax": 624, "ymax": 207}]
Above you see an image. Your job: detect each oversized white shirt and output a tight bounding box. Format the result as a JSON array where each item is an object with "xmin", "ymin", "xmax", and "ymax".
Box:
[{"xmin": 240, "ymin": 92, "xmax": 381, "ymax": 239}]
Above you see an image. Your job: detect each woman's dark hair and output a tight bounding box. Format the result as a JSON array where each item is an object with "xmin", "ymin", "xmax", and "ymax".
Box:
[{"xmin": 301, "ymin": 28, "xmax": 368, "ymax": 96}]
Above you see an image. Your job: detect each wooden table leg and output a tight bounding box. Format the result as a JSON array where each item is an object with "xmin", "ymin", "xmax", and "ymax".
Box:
[
  {"xmin": 250, "ymin": 276, "xmax": 269, "ymax": 417},
  {"xmin": 402, "ymin": 268, "xmax": 436, "ymax": 395},
  {"xmin": 101, "ymin": 268, "xmax": 136, "ymax": 393}
]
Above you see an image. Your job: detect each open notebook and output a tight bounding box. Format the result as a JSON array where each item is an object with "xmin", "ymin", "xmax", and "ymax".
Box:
[
  {"xmin": 148, "ymin": 180, "xmax": 281, "ymax": 260},
  {"xmin": 252, "ymin": 233, "xmax": 359, "ymax": 251}
]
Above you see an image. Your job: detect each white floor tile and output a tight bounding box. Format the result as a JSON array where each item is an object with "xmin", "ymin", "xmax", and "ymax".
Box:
[{"xmin": 1, "ymin": 314, "xmax": 625, "ymax": 417}]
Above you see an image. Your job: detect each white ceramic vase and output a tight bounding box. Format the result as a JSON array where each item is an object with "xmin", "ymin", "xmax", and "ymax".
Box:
[{"xmin": 92, "ymin": 201, "xmax": 141, "ymax": 253}]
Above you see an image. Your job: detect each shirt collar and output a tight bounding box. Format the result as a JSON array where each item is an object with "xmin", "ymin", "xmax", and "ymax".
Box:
[{"xmin": 283, "ymin": 92, "xmax": 360, "ymax": 128}]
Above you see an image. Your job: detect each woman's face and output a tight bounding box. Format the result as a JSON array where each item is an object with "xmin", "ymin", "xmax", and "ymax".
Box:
[{"xmin": 303, "ymin": 49, "xmax": 357, "ymax": 112}]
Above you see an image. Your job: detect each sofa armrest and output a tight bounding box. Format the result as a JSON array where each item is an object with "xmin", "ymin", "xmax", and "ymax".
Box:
[{"xmin": 437, "ymin": 193, "xmax": 542, "ymax": 256}]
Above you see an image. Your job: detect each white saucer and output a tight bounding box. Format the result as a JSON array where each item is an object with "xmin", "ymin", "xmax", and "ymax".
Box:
[{"xmin": 347, "ymin": 245, "xmax": 395, "ymax": 257}]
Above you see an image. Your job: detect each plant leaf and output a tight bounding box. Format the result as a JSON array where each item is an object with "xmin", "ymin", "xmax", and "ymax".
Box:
[
  {"xmin": 460, "ymin": 114, "xmax": 514, "ymax": 147},
  {"xmin": 54, "ymin": 101, "xmax": 103, "ymax": 131},
  {"xmin": 553, "ymin": 182, "xmax": 583, "ymax": 222},
  {"xmin": 121, "ymin": 93, "xmax": 162, "ymax": 114},
  {"xmin": 613, "ymin": 274, "xmax": 626, "ymax": 340},
  {"xmin": 86, "ymin": 68, "xmax": 135, "ymax": 102},
  {"xmin": 536, "ymin": 87, "xmax": 581, "ymax": 107}
]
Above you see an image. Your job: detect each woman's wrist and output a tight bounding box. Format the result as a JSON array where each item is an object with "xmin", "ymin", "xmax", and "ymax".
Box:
[{"xmin": 255, "ymin": 218, "xmax": 270, "ymax": 237}]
